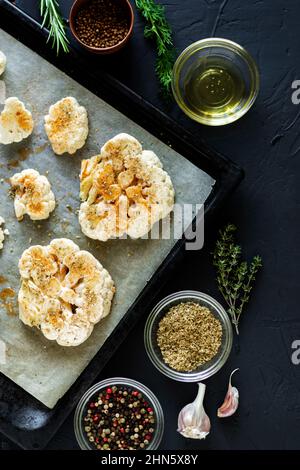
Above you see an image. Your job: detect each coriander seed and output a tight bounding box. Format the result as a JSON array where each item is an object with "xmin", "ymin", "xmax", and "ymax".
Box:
[{"xmin": 75, "ymin": 0, "xmax": 130, "ymax": 49}]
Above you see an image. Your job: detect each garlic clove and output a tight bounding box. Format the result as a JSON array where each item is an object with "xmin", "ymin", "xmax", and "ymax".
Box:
[
  {"xmin": 217, "ymin": 368, "xmax": 239, "ymax": 418},
  {"xmin": 178, "ymin": 382, "xmax": 211, "ymax": 439}
]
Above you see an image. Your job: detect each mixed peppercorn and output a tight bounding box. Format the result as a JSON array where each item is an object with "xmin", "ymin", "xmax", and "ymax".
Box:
[
  {"xmin": 75, "ymin": 0, "xmax": 130, "ymax": 49},
  {"xmin": 83, "ymin": 385, "xmax": 156, "ymax": 450}
]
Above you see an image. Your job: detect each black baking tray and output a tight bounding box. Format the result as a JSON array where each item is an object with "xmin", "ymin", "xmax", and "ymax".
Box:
[{"xmin": 0, "ymin": 0, "xmax": 243, "ymax": 449}]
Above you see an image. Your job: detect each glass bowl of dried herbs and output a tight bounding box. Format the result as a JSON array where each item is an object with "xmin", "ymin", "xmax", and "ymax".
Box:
[
  {"xmin": 74, "ymin": 377, "xmax": 164, "ymax": 450},
  {"xmin": 144, "ymin": 291, "xmax": 233, "ymax": 382}
]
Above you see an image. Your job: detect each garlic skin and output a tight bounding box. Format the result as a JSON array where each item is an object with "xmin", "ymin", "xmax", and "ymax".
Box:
[
  {"xmin": 177, "ymin": 383, "xmax": 211, "ymax": 439},
  {"xmin": 217, "ymin": 368, "xmax": 239, "ymax": 418}
]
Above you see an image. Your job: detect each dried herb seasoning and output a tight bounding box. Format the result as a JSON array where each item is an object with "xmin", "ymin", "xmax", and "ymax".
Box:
[{"xmin": 157, "ymin": 302, "xmax": 223, "ymax": 372}]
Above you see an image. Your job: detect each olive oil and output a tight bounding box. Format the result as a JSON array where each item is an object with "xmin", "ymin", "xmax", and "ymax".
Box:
[{"xmin": 184, "ymin": 56, "xmax": 245, "ymax": 120}]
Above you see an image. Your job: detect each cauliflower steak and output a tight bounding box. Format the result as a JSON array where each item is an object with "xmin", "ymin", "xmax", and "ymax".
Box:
[
  {"xmin": 18, "ymin": 238, "xmax": 115, "ymax": 346},
  {"xmin": 0, "ymin": 50, "xmax": 6, "ymax": 76},
  {"xmin": 79, "ymin": 133, "xmax": 175, "ymax": 241},
  {"xmin": 44, "ymin": 97, "xmax": 88, "ymax": 155},
  {"xmin": 10, "ymin": 169, "xmax": 56, "ymax": 221},
  {"xmin": 0, "ymin": 97, "xmax": 34, "ymax": 144}
]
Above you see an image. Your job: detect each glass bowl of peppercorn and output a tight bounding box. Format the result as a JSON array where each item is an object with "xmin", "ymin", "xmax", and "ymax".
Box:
[
  {"xmin": 69, "ymin": 0, "xmax": 134, "ymax": 54},
  {"xmin": 144, "ymin": 291, "xmax": 233, "ymax": 382},
  {"xmin": 74, "ymin": 377, "xmax": 164, "ymax": 450}
]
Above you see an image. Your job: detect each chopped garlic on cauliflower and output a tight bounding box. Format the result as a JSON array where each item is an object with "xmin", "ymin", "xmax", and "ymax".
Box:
[
  {"xmin": 44, "ymin": 97, "xmax": 88, "ymax": 155},
  {"xmin": 0, "ymin": 216, "xmax": 9, "ymax": 250},
  {"xmin": 10, "ymin": 169, "xmax": 56, "ymax": 221},
  {"xmin": 18, "ymin": 238, "xmax": 115, "ymax": 346},
  {"xmin": 0, "ymin": 97, "xmax": 34, "ymax": 144},
  {"xmin": 0, "ymin": 51, "xmax": 6, "ymax": 76},
  {"xmin": 79, "ymin": 133, "xmax": 175, "ymax": 241}
]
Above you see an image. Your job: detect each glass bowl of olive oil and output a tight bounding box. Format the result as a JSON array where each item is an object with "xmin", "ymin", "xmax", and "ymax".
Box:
[{"xmin": 172, "ymin": 38, "xmax": 259, "ymax": 126}]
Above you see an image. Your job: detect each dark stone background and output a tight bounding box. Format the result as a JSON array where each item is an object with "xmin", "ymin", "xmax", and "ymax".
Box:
[{"xmin": 1, "ymin": 0, "xmax": 300, "ymax": 450}]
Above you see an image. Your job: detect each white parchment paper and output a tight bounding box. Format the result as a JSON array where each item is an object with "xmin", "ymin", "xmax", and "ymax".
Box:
[{"xmin": 0, "ymin": 29, "xmax": 215, "ymax": 408}]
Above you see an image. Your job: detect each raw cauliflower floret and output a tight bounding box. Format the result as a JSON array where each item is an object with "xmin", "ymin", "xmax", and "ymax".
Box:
[
  {"xmin": 79, "ymin": 133, "xmax": 175, "ymax": 241},
  {"xmin": 44, "ymin": 97, "xmax": 88, "ymax": 155},
  {"xmin": 10, "ymin": 169, "xmax": 56, "ymax": 221},
  {"xmin": 0, "ymin": 97, "xmax": 34, "ymax": 144},
  {"xmin": 0, "ymin": 216, "xmax": 9, "ymax": 250},
  {"xmin": 18, "ymin": 238, "xmax": 115, "ymax": 346},
  {"xmin": 0, "ymin": 51, "xmax": 6, "ymax": 76}
]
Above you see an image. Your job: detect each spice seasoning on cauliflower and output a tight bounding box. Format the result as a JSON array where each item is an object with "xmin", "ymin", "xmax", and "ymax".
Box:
[
  {"xmin": 44, "ymin": 96, "xmax": 89, "ymax": 155},
  {"xmin": 18, "ymin": 238, "xmax": 115, "ymax": 346},
  {"xmin": 0, "ymin": 97, "xmax": 34, "ymax": 144},
  {"xmin": 79, "ymin": 133, "xmax": 175, "ymax": 241},
  {"xmin": 0, "ymin": 216, "xmax": 9, "ymax": 250},
  {"xmin": 0, "ymin": 51, "xmax": 6, "ymax": 76},
  {"xmin": 10, "ymin": 169, "xmax": 56, "ymax": 221}
]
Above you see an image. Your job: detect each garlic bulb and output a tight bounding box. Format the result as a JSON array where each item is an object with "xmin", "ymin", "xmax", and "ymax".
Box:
[
  {"xmin": 217, "ymin": 368, "xmax": 239, "ymax": 418},
  {"xmin": 177, "ymin": 382, "xmax": 211, "ymax": 439}
]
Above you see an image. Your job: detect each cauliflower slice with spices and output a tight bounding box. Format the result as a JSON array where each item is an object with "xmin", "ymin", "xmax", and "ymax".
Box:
[
  {"xmin": 79, "ymin": 133, "xmax": 175, "ymax": 241},
  {"xmin": 0, "ymin": 51, "xmax": 6, "ymax": 76},
  {"xmin": 44, "ymin": 97, "xmax": 88, "ymax": 155},
  {"xmin": 0, "ymin": 97, "xmax": 34, "ymax": 144},
  {"xmin": 10, "ymin": 169, "xmax": 56, "ymax": 221},
  {"xmin": 0, "ymin": 216, "xmax": 9, "ymax": 250},
  {"xmin": 18, "ymin": 238, "xmax": 115, "ymax": 347}
]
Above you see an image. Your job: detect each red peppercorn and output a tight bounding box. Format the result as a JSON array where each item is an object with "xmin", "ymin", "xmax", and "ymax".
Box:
[
  {"xmin": 106, "ymin": 388, "xmax": 112, "ymax": 394},
  {"xmin": 93, "ymin": 415, "xmax": 99, "ymax": 422},
  {"xmin": 120, "ymin": 427, "xmax": 125, "ymax": 433},
  {"xmin": 147, "ymin": 407, "xmax": 153, "ymax": 413},
  {"xmin": 103, "ymin": 437, "xmax": 108, "ymax": 442},
  {"xmin": 89, "ymin": 402, "xmax": 95, "ymax": 408},
  {"xmin": 145, "ymin": 434, "xmax": 152, "ymax": 441},
  {"xmin": 132, "ymin": 391, "xmax": 139, "ymax": 396}
]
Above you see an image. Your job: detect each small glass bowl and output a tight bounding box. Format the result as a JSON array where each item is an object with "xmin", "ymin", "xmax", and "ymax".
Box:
[
  {"xmin": 74, "ymin": 377, "xmax": 164, "ymax": 450},
  {"xmin": 144, "ymin": 291, "xmax": 233, "ymax": 382},
  {"xmin": 172, "ymin": 38, "xmax": 259, "ymax": 126}
]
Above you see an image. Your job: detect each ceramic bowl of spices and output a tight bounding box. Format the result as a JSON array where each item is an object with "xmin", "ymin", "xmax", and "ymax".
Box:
[
  {"xmin": 69, "ymin": 0, "xmax": 134, "ymax": 54},
  {"xmin": 74, "ymin": 377, "xmax": 164, "ymax": 450},
  {"xmin": 144, "ymin": 291, "xmax": 233, "ymax": 382}
]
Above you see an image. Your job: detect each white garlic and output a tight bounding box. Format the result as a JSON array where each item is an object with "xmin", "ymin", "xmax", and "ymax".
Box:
[
  {"xmin": 177, "ymin": 382, "xmax": 211, "ymax": 439},
  {"xmin": 217, "ymin": 368, "xmax": 239, "ymax": 418}
]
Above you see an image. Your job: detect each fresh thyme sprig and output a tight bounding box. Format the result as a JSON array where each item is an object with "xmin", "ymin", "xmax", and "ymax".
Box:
[
  {"xmin": 135, "ymin": 0, "xmax": 176, "ymax": 95},
  {"xmin": 40, "ymin": 0, "xmax": 69, "ymax": 55},
  {"xmin": 212, "ymin": 224, "xmax": 262, "ymax": 335}
]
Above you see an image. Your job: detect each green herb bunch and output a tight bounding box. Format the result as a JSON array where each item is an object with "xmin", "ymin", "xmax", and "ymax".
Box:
[
  {"xmin": 135, "ymin": 0, "xmax": 176, "ymax": 95},
  {"xmin": 40, "ymin": 0, "xmax": 69, "ymax": 55},
  {"xmin": 212, "ymin": 224, "xmax": 262, "ymax": 334}
]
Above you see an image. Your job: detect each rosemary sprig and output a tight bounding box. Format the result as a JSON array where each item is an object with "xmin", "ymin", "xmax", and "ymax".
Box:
[
  {"xmin": 212, "ymin": 224, "xmax": 262, "ymax": 334},
  {"xmin": 135, "ymin": 0, "xmax": 176, "ymax": 95},
  {"xmin": 40, "ymin": 0, "xmax": 69, "ymax": 55}
]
